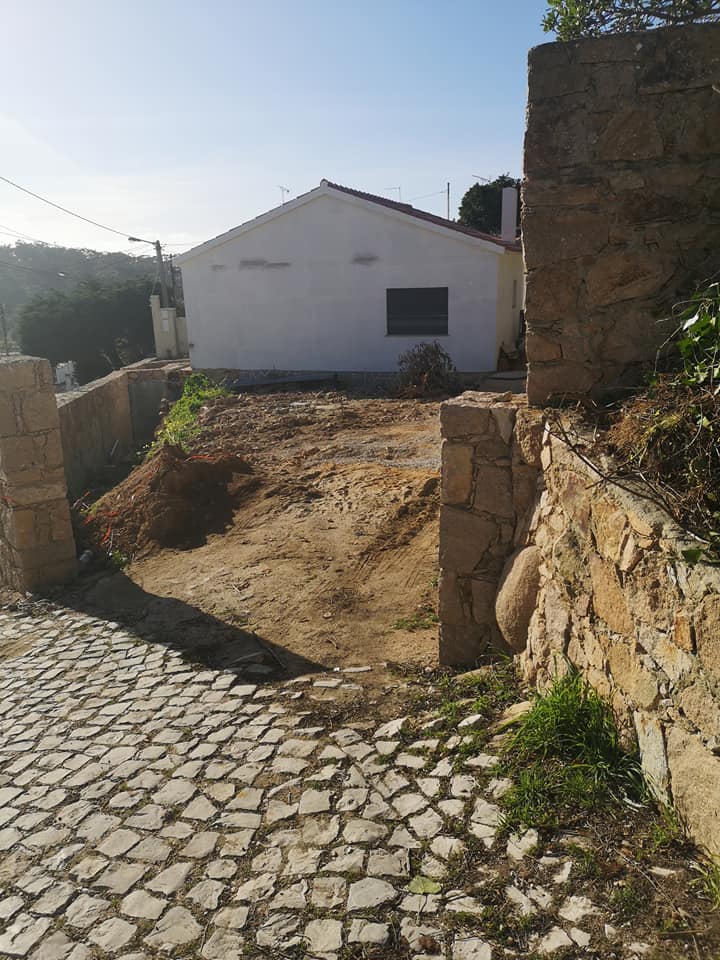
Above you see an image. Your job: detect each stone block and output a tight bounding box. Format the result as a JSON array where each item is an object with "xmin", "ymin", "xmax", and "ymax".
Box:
[
  {"xmin": 18, "ymin": 390, "xmax": 60, "ymax": 433},
  {"xmin": 591, "ymin": 498, "xmax": 628, "ymax": 565},
  {"xmin": 439, "ymin": 623, "xmax": 490, "ymax": 667},
  {"xmin": 441, "ymin": 442, "xmax": 473, "ymax": 507},
  {"xmin": 695, "ymin": 596, "xmax": 720, "ymax": 685},
  {"xmin": 595, "ymin": 108, "xmax": 664, "ymax": 162},
  {"xmin": 633, "ymin": 711, "xmax": 669, "ymax": 803},
  {"xmin": 678, "ymin": 678, "xmax": 720, "ymax": 741},
  {"xmin": 439, "ymin": 507, "xmax": 497, "ymax": 575},
  {"xmin": 440, "ymin": 396, "xmax": 491, "ymax": 439},
  {"xmin": 606, "ymin": 641, "xmax": 659, "ymax": 710},
  {"xmin": 513, "ymin": 409, "xmax": 545, "ymax": 468},
  {"xmin": 0, "ymin": 356, "xmax": 40, "ymax": 392},
  {"xmin": 472, "ymin": 465, "xmax": 513, "ymax": 520},
  {"xmin": 471, "ymin": 577, "xmax": 497, "ymax": 627},
  {"xmin": 522, "ymin": 209, "xmax": 610, "ymax": 269},
  {"xmin": 666, "ymin": 725, "xmax": 720, "ymax": 856},
  {"xmin": 673, "ymin": 611, "xmax": 694, "ymax": 654},
  {"xmin": 589, "ymin": 555, "xmax": 634, "ymax": 636},
  {"xmin": 495, "ymin": 546, "xmax": 541, "ymax": 653},
  {"xmin": 439, "ymin": 571, "xmax": 470, "ymax": 627},
  {"xmin": 585, "ymin": 251, "xmax": 670, "ymax": 308}
]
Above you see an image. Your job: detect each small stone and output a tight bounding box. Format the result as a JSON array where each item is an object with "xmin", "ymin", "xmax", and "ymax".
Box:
[
  {"xmin": 304, "ymin": 918, "xmax": 342, "ymax": 953},
  {"xmin": 220, "ymin": 831, "xmax": 255, "ymax": 857},
  {"xmin": 552, "ymin": 862, "xmax": 572, "ymax": 884},
  {"xmin": 144, "ymin": 906, "xmax": 201, "ymax": 950},
  {"xmin": 147, "ymin": 862, "xmax": 193, "ymax": 895},
  {"xmin": 452, "ymin": 937, "xmax": 493, "ymax": 959},
  {"xmin": 120, "ymin": 891, "xmax": 167, "ymax": 920},
  {"xmin": 187, "ymin": 880, "xmax": 225, "ymax": 910},
  {"xmin": 347, "ymin": 878, "xmax": 397, "ymax": 910},
  {"xmin": 558, "ymin": 894, "xmax": 599, "ymax": 923},
  {"xmin": 126, "ymin": 837, "xmax": 172, "ymax": 863},
  {"xmin": 207, "ymin": 859, "xmax": 238, "ymax": 879},
  {"xmin": 214, "ymin": 906, "xmax": 249, "ymax": 929},
  {"xmin": 396, "ymin": 753, "xmax": 426, "ymax": 770},
  {"xmin": 368, "ymin": 848, "xmax": 410, "ymax": 877},
  {"xmin": 270, "ymin": 881, "xmax": 308, "ymax": 910},
  {"xmin": 457, "ymin": 714, "xmax": 484, "ymax": 730},
  {"xmin": 409, "ymin": 808, "xmax": 443, "ymax": 838},
  {"xmin": 438, "ymin": 799, "xmax": 465, "ymax": 818},
  {"xmin": 251, "ymin": 848, "xmax": 282, "ymax": 872},
  {"xmin": 336, "ymin": 789, "xmax": 368, "ymax": 812},
  {"xmin": 323, "ymin": 845, "xmax": 365, "ymax": 873},
  {"xmin": 348, "ymin": 919, "xmax": 390, "ymax": 945},
  {"xmin": 464, "ymin": 753, "xmax": 498, "ymax": 769},
  {"xmin": 536, "ymin": 926, "xmax": 573, "ymax": 953},
  {"xmin": 506, "ymin": 885, "xmax": 536, "ymax": 915},
  {"xmin": 487, "ymin": 777, "xmax": 512, "ymax": 799},
  {"xmin": 95, "ymin": 862, "xmax": 147, "ymax": 895},
  {"xmin": 298, "ymin": 789, "xmax": 331, "ymax": 814},
  {"xmin": 302, "ymin": 815, "xmax": 340, "ymax": 845},
  {"xmin": 389, "ymin": 826, "xmax": 422, "ymax": 849},
  {"xmin": 343, "ymin": 818, "xmax": 387, "ymax": 842},
  {"xmin": 506, "ymin": 827, "xmax": 539, "ymax": 861},
  {"xmin": 374, "ymin": 717, "xmax": 407, "ymax": 739},
  {"xmin": 65, "ymin": 895, "xmax": 110, "ymax": 928},
  {"xmin": 266, "ymin": 800, "xmax": 298, "ymax": 825},
  {"xmin": 393, "ymin": 793, "xmax": 428, "ymax": 818},
  {"xmin": 182, "ymin": 796, "xmax": 217, "ymax": 821},
  {"xmin": 32, "ymin": 882, "xmax": 74, "ymax": 915},
  {"xmin": 284, "ymin": 846, "xmax": 321, "ymax": 876},
  {"xmin": 400, "ymin": 893, "xmax": 440, "ymax": 912},
  {"xmin": 255, "ymin": 913, "xmax": 300, "ymax": 949},
  {"xmin": 88, "ymin": 918, "xmax": 137, "ymax": 951},
  {"xmin": 569, "ymin": 927, "xmax": 591, "ymax": 947},
  {"xmin": 182, "ymin": 831, "xmax": 218, "ymax": 859},
  {"xmin": 234, "ymin": 874, "xmax": 276, "ymax": 902},
  {"xmin": 431, "ymin": 836, "xmax": 465, "ymax": 859},
  {"xmin": 311, "ymin": 877, "xmax": 346, "ymax": 909},
  {"xmin": 201, "ymin": 930, "xmax": 244, "ymax": 959}
]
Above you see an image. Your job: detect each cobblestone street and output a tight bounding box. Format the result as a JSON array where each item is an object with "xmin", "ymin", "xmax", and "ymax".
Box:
[{"xmin": 0, "ymin": 605, "xmax": 699, "ymax": 959}]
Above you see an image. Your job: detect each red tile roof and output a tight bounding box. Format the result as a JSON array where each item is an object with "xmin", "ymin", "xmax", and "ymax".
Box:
[{"xmin": 322, "ymin": 180, "xmax": 521, "ymax": 251}]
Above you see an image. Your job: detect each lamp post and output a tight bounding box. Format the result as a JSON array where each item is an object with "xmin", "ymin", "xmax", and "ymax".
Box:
[{"xmin": 128, "ymin": 237, "xmax": 169, "ymax": 308}]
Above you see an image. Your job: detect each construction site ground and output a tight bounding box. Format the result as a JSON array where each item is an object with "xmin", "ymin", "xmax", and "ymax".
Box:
[{"xmin": 75, "ymin": 390, "xmax": 442, "ymax": 678}]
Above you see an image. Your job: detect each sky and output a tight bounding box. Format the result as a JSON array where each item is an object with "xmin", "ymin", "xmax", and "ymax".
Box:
[{"xmin": 1, "ymin": 0, "xmax": 550, "ymax": 254}]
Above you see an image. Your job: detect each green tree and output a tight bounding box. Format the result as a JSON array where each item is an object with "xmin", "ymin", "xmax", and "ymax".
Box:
[
  {"xmin": 17, "ymin": 278, "xmax": 155, "ymax": 384},
  {"xmin": 457, "ymin": 174, "xmax": 521, "ymax": 236},
  {"xmin": 543, "ymin": 0, "xmax": 720, "ymax": 39}
]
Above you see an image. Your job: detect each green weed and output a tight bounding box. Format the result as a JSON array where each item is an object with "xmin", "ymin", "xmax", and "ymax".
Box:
[
  {"xmin": 610, "ymin": 878, "xmax": 645, "ymax": 921},
  {"xmin": 697, "ymin": 858, "xmax": 720, "ymax": 910},
  {"xmin": 500, "ymin": 667, "xmax": 644, "ymax": 831},
  {"xmin": 392, "ymin": 606, "xmax": 439, "ymax": 631},
  {"xmin": 148, "ymin": 374, "xmax": 229, "ymax": 457}
]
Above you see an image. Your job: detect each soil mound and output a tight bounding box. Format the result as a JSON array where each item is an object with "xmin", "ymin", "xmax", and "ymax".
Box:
[{"xmin": 84, "ymin": 444, "xmax": 255, "ymax": 557}]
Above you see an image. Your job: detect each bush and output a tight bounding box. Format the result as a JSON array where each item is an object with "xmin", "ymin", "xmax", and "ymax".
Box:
[{"xmin": 397, "ymin": 341, "xmax": 459, "ymax": 397}]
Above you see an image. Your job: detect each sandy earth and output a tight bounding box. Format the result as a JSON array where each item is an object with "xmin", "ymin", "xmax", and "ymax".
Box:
[{"xmin": 80, "ymin": 392, "xmax": 442, "ymax": 675}]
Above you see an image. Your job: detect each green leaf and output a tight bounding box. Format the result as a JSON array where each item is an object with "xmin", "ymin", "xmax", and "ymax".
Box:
[
  {"xmin": 408, "ymin": 876, "xmax": 442, "ymax": 895},
  {"xmin": 681, "ymin": 547, "xmax": 703, "ymax": 565}
]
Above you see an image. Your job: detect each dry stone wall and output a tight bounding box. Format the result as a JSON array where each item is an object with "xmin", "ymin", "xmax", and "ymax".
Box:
[
  {"xmin": 520, "ymin": 430, "xmax": 720, "ymax": 855},
  {"xmin": 439, "ymin": 394, "xmax": 720, "ymax": 853},
  {"xmin": 523, "ymin": 22, "xmax": 720, "ymax": 403},
  {"xmin": 0, "ymin": 357, "xmax": 76, "ymax": 591}
]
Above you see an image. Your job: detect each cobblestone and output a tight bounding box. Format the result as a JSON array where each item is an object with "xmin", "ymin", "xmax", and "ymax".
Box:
[{"xmin": 0, "ymin": 607, "xmax": 694, "ymax": 958}]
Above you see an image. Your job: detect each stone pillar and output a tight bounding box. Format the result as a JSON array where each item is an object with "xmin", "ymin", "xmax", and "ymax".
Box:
[
  {"xmin": 0, "ymin": 356, "xmax": 77, "ymax": 591},
  {"xmin": 438, "ymin": 392, "xmax": 542, "ymax": 666}
]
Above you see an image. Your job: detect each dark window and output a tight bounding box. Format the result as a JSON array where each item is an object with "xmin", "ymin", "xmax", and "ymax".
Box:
[{"xmin": 386, "ymin": 287, "xmax": 448, "ymax": 336}]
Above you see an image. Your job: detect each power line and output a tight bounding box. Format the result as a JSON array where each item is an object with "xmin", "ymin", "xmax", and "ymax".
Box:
[
  {"xmin": 0, "ymin": 173, "xmax": 152, "ymax": 243},
  {"xmin": 0, "ymin": 222, "xmax": 50, "ymax": 244}
]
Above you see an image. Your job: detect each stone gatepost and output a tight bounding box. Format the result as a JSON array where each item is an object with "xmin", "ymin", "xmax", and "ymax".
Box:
[
  {"xmin": 0, "ymin": 356, "xmax": 77, "ymax": 591},
  {"xmin": 438, "ymin": 392, "xmax": 543, "ymax": 665}
]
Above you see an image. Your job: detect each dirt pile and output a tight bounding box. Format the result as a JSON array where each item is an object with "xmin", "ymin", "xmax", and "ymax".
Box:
[{"xmin": 83, "ymin": 444, "xmax": 256, "ymax": 558}]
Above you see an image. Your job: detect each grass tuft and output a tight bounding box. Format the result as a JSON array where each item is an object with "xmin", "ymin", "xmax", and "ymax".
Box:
[
  {"xmin": 148, "ymin": 374, "xmax": 229, "ymax": 456},
  {"xmin": 500, "ymin": 666, "xmax": 644, "ymax": 831}
]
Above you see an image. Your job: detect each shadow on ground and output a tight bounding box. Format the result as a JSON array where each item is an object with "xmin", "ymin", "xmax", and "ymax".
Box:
[{"xmin": 48, "ymin": 570, "xmax": 324, "ymax": 681}]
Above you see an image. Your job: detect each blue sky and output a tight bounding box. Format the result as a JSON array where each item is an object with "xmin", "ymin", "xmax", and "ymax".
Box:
[{"xmin": 1, "ymin": 0, "xmax": 549, "ymax": 252}]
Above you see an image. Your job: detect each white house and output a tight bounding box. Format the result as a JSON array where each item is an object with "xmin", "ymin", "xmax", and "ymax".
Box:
[{"xmin": 176, "ymin": 180, "xmax": 524, "ymax": 376}]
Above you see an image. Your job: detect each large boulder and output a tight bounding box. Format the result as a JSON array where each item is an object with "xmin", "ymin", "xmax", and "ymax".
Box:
[{"xmin": 495, "ymin": 546, "xmax": 542, "ymax": 653}]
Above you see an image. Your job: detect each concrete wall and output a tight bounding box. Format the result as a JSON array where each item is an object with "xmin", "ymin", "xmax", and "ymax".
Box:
[
  {"xmin": 180, "ymin": 189, "xmax": 523, "ymax": 374},
  {"xmin": 523, "ymin": 23, "xmax": 720, "ymax": 403},
  {"xmin": 0, "ymin": 357, "xmax": 76, "ymax": 591},
  {"xmin": 438, "ymin": 392, "xmax": 720, "ymax": 854}
]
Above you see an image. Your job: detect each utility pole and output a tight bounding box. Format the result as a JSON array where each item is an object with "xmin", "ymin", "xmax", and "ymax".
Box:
[
  {"xmin": 155, "ymin": 241, "xmax": 170, "ymax": 308},
  {"xmin": 447, "ymin": 182, "xmax": 451, "ymax": 220},
  {"xmin": 0, "ymin": 303, "xmax": 8, "ymax": 356}
]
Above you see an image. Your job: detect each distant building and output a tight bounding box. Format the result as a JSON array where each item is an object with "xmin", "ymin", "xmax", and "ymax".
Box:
[{"xmin": 177, "ymin": 180, "xmax": 524, "ymax": 376}]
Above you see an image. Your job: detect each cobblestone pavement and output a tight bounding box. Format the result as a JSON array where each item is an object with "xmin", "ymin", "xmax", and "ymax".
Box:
[{"xmin": 0, "ymin": 607, "xmax": 687, "ymax": 959}]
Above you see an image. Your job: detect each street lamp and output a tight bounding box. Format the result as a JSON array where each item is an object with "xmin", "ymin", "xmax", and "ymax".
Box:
[{"xmin": 128, "ymin": 236, "xmax": 169, "ymax": 307}]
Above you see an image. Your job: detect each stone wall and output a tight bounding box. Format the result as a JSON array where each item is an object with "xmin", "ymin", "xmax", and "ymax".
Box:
[
  {"xmin": 439, "ymin": 393, "xmax": 720, "ymax": 853},
  {"xmin": 0, "ymin": 357, "xmax": 76, "ymax": 591},
  {"xmin": 57, "ymin": 359, "xmax": 189, "ymax": 496},
  {"xmin": 523, "ymin": 22, "xmax": 720, "ymax": 403},
  {"xmin": 519, "ymin": 430, "xmax": 720, "ymax": 855},
  {"xmin": 438, "ymin": 392, "xmax": 543, "ymax": 665}
]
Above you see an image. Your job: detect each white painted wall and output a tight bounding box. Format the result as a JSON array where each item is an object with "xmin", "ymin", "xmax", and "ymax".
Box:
[{"xmin": 180, "ymin": 190, "xmax": 515, "ymax": 373}]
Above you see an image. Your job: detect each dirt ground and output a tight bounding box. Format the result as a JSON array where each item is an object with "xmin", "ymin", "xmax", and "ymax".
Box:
[{"xmin": 83, "ymin": 390, "xmax": 442, "ymax": 673}]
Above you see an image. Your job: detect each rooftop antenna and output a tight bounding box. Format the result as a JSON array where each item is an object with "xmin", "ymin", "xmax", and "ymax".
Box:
[
  {"xmin": 279, "ymin": 186, "xmax": 290, "ymax": 205},
  {"xmin": 472, "ymin": 175, "xmax": 492, "ymax": 183},
  {"xmin": 385, "ymin": 186, "xmax": 401, "ymax": 201}
]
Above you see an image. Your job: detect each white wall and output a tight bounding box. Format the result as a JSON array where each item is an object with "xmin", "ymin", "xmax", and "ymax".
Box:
[
  {"xmin": 181, "ymin": 191, "xmax": 510, "ymax": 373},
  {"xmin": 495, "ymin": 252, "xmax": 525, "ymax": 357}
]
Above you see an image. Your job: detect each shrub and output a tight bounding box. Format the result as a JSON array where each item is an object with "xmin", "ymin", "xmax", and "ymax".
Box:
[{"xmin": 397, "ymin": 341, "xmax": 459, "ymax": 397}]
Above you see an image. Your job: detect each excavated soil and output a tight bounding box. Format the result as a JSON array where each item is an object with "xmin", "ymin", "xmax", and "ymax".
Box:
[{"xmin": 82, "ymin": 391, "xmax": 442, "ymax": 671}]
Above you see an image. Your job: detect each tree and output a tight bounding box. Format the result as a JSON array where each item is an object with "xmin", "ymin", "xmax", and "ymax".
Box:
[
  {"xmin": 17, "ymin": 278, "xmax": 156, "ymax": 384},
  {"xmin": 543, "ymin": 0, "xmax": 720, "ymax": 40},
  {"xmin": 457, "ymin": 174, "xmax": 521, "ymax": 236}
]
